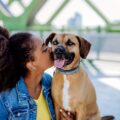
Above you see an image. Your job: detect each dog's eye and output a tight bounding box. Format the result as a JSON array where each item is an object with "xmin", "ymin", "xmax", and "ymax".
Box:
[
  {"xmin": 52, "ymin": 40, "xmax": 59, "ymax": 45},
  {"xmin": 66, "ymin": 40, "xmax": 75, "ymax": 46}
]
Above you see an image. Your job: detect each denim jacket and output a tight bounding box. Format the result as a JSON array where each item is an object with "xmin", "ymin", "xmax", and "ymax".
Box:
[{"xmin": 0, "ymin": 73, "xmax": 56, "ymax": 120}]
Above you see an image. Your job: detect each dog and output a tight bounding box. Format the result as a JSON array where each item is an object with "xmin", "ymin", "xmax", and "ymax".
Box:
[{"xmin": 45, "ymin": 33, "xmax": 114, "ymax": 120}]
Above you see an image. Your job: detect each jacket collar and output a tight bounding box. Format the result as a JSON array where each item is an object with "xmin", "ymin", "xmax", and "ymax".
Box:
[
  {"xmin": 16, "ymin": 75, "xmax": 51, "ymax": 101},
  {"xmin": 16, "ymin": 77, "xmax": 30, "ymax": 101},
  {"xmin": 41, "ymin": 73, "xmax": 51, "ymax": 92}
]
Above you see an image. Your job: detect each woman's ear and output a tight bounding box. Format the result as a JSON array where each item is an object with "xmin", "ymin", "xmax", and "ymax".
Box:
[
  {"xmin": 45, "ymin": 33, "xmax": 56, "ymax": 45},
  {"xmin": 26, "ymin": 62, "xmax": 36, "ymax": 72}
]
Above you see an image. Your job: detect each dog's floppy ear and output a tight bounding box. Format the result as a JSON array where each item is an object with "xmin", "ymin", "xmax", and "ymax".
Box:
[
  {"xmin": 76, "ymin": 36, "xmax": 91, "ymax": 59},
  {"xmin": 45, "ymin": 33, "xmax": 56, "ymax": 45}
]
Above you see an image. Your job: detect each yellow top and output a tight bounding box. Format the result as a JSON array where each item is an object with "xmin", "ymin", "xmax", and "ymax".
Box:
[{"xmin": 34, "ymin": 90, "xmax": 51, "ymax": 120}]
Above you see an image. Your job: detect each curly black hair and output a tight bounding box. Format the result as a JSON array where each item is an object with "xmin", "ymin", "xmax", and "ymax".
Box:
[{"xmin": 0, "ymin": 26, "xmax": 35, "ymax": 92}]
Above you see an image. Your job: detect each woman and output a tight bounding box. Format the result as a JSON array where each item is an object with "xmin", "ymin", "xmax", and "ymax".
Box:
[{"xmin": 0, "ymin": 26, "xmax": 75, "ymax": 120}]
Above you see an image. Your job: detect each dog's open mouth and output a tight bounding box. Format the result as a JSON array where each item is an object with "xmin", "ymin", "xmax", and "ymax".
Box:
[{"xmin": 54, "ymin": 53, "xmax": 75, "ymax": 68}]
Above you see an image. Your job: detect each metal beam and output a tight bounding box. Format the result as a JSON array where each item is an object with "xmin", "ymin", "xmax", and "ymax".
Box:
[
  {"xmin": 0, "ymin": 1, "xmax": 13, "ymax": 16},
  {"xmin": 21, "ymin": 0, "xmax": 47, "ymax": 26},
  {"xmin": 8, "ymin": 0, "xmax": 14, "ymax": 5},
  {"xmin": 17, "ymin": 0, "xmax": 25, "ymax": 8},
  {"xmin": 27, "ymin": 0, "xmax": 47, "ymax": 26},
  {"xmin": 46, "ymin": 0, "xmax": 70, "ymax": 25},
  {"xmin": 0, "ymin": 0, "xmax": 47, "ymax": 30},
  {"xmin": 0, "ymin": 10, "xmax": 6, "ymax": 19},
  {"xmin": 85, "ymin": 0, "xmax": 110, "ymax": 25}
]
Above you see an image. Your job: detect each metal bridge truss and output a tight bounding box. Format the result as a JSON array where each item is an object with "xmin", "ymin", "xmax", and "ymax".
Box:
[{"xmin": 0, "ymin": 0, "xmax": 120, "ymax": 32}]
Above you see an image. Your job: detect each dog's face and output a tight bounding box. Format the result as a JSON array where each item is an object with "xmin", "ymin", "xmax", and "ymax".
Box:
[{"xmin": 45, "ymin": 33, "xmax": 91, "ymax": 69}]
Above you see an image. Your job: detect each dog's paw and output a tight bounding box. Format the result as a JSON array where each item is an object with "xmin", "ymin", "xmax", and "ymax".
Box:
[{"xmin": 101, "ymin": 115, "xmax": 115, "ymax": 120}]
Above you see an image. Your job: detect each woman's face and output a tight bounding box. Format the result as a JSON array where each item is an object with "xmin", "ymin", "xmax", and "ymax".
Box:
[{"xmin": 31, "ymin": 36, "xmax": 53, "ymax": 73}]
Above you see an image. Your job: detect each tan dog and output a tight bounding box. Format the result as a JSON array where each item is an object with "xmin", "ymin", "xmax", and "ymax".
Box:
[{"xmin": 45, "ymin": 33, "xmax": 113, "ymax": 120}]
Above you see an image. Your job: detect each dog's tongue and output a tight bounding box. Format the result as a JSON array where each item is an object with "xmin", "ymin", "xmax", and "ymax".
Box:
[{"xmin": 54, "ymin": 59, "xmax": 65, "ymax": 68}]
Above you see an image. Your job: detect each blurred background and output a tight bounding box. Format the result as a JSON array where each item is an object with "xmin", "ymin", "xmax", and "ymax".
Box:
[{"xmin": 0, "ymin": 0, "xmax": 120, "ymax": 119}]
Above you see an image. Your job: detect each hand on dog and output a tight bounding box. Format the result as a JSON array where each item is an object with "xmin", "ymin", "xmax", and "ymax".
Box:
[{"xmin": 59, "ymin": 109, "xmax": 75, "ymax": 120}]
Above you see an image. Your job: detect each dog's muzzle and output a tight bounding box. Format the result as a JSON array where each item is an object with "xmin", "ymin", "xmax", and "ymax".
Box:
[{"xmin": 53, "ymin": 46, "xmax": 75, "ymax": 68}]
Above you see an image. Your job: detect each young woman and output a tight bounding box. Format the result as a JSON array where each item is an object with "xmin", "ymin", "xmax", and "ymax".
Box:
[{"xmin": 0, "ymin": 26, "xmax": 75, "ymax": 120}]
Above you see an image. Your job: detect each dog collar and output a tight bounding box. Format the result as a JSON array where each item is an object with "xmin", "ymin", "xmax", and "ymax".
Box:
[{"xmin": 57, "ymin": 65, "xmax": 80, "ymax": 75}]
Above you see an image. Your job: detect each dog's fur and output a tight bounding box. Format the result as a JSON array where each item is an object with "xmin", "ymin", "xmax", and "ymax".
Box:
[{"xmin": 45, "ymin": 33, "xmax": 114, "ymax": 120}]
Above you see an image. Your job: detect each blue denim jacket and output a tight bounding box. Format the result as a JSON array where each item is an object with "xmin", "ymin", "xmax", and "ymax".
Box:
[{"xmin": 0, "ymin": 73, "xmax": 56, "ymax": 120}]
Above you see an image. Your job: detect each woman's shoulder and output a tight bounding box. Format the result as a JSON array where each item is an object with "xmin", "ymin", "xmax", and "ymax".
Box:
[
  {"xmin": 0, "ymin": 87, "xmax": 17, "ymax": 103},
  {"xmin": 41, "ymin": 73, "xmax": 53, "ymax": 89},
  {"xmin": 0, "ymin": 95, "xmax": 8, "ymax": 118},
  {"xmin": 0, "ymin": 84, "xmax": 21, "ymax": 109},
  {"xmin": 0, "ymin": 88, "xmax": 17, "ymax": 115}
]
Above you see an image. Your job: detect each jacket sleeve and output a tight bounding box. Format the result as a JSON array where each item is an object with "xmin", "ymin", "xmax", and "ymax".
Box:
[{"xmin": 0, "ymin": 95, "xmax": 8, "ymax": 119}]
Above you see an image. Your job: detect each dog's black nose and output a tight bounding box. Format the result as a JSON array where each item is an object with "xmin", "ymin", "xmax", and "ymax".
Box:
[
  {"xmin": 54, "ymin": 46, "xmax": 65, "ymax": 54},
  {"xmin": 54, "ymin": 46, "xmax": 65, "ymax": 59}
]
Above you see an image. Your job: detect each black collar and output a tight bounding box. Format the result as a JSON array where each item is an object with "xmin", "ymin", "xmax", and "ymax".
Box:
[{"xmin": 57, "ymin": 65, "xmax": 80, "ymax": 75}]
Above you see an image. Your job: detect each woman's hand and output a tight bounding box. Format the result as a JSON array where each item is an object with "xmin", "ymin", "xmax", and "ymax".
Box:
[{"xmin": 59, "ymin": 109, "xmax": 76, "ymax": 120}]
